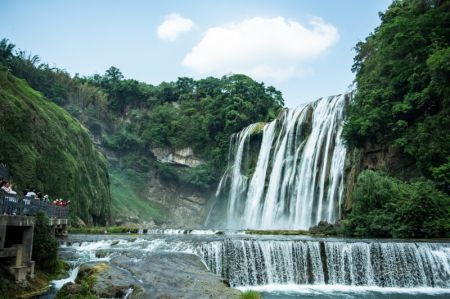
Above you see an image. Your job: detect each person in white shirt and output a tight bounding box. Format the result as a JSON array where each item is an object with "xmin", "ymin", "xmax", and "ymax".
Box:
[
  {"xmin": 25, "ymin": 188, "xmax": 37, "ymax": 197},
  {"xmin": 2, "ymin": 182, "xmax": 17, "ymax": 195}
]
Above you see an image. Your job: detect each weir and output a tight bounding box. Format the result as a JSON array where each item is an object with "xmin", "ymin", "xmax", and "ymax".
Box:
[
  {"xmin": 60, "ymin": 234, "xmax": 450, "ymax": 294},
  {"xmin": 197, "ymin": 239, "xmax": 450, "ymax": 289},
  {"xmin": 214, "ymin": 94, "xmax": 349, "ymax": 230}
]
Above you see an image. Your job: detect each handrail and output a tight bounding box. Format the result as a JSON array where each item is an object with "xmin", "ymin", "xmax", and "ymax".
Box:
[{"xmin": 0, "ymin": 192, "xmax": 69, "ymax": 219}]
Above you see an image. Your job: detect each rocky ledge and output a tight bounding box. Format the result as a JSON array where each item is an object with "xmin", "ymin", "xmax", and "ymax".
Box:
[{"xmin": 58, "ymin": 252, "xmax": 240, "ymax": 299}]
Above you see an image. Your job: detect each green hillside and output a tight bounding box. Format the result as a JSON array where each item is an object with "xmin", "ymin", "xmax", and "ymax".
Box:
[
  {"xmin": 0, "ymin": 70, "xmax": 111, "ymax": 225},
  {"xmin": 342, "ymin": 0, "xmax": 450, "ymax": 238}
]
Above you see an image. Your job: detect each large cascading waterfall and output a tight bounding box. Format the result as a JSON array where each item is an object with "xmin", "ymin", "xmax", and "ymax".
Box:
[
  {"xmin": 216, "ymin": 94, "xmax": 349, "ymax": 229},
  {"xmin": 198, "ymin": 239, "xmax": 450, "ymax": 288}
]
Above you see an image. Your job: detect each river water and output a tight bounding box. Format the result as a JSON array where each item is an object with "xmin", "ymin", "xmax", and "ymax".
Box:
[{"xmin": 48, "ymin": 230, "xmax": 450, "ymax": 298}]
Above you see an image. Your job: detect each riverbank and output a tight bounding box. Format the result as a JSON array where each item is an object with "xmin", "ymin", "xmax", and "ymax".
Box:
[
  {"xmin": 0, "ymin": 260, "xmax": 68, "ymax": 299},
  {"xmin": 68, "ymin": 226, "xmax": 142, "ymax": 234}
]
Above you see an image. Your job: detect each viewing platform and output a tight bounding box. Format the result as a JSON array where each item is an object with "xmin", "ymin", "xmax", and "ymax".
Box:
[{"xmin": 0, "ymin": 193, "xmax": 69, "ymax": 281}]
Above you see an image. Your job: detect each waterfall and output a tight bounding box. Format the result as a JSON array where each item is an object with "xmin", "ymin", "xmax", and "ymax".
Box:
[
  {"xmin": 63, "ymin": 234, "xmax": 450, "ymax": 292},
  {"xmin": 216, "ymin": 94, "xmax": 348, "ymax": 229},
  {"xmin": 197, "ymin": 239, "xmax": 450, "ymax": 288}
]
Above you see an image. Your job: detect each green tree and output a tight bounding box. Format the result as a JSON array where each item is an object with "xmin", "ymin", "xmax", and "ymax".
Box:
[
  {"xmin": 343, "ymin": 0, "xmax": 450, "ymax": 189},
  {"xmin": 32, "ymin": 212, "xmax": 59, "ymax": 272}
]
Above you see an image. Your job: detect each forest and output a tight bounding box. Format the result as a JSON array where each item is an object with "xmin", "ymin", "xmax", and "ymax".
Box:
[{"xmin": 342, "ymin": 0, "xmax": 450, "ymax": 237}]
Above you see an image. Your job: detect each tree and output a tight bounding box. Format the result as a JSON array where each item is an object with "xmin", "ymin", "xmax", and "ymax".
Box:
[{"xmin": 32, "ymin": 212, "xmax": 59, "ymax": 272}]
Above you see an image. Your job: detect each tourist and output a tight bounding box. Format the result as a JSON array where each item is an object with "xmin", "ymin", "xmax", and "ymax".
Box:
[
  {"xmin": 25, "ymin": 188, "xmax": 37, "ymax": 198},
  {"xmin": 1, "ymin": 181, "xmax": 17, "ymax": 194}
]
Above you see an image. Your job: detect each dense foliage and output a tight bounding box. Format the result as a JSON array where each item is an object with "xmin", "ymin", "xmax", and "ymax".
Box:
[
  {"xmin": 83, "ymin": 69, "xmax": 283, "ymax": 175},
  {"xmin": 343, "ymin": 170, "xmax": 449, "ymax": 238},
  {"xmin": 342, "ymin": 0, "xmax": 450, "ymax": 238},
  {"xmin": 0, "ymin": 70, "xmax": 111, "ymax": 225},
  {"xmin": 343, "ymin": 0, "xmax": 450, "ymax": 190},
  {"xmin": 32, "ymin": 212, "xmax": 59, "ymax": 272}
]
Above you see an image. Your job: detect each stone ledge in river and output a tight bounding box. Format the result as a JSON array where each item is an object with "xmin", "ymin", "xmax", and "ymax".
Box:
[
  {"xmin": 58, "ymin": 262, "xmax": 141, "ymax": 299},
  {"xmin": 111, "ymin": 252, "xmax": 241, "ymax": 299}
]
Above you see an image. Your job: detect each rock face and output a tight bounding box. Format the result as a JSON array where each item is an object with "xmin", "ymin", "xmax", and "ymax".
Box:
[
  {"xmin": 151, "ymin": 147, "xmax": 203, "ymax": 167},
  {"xmin": 78, "ymin": 262, "xmax": 139, "ymax": 298},
  {"xmin": 111, "ymin": 252, "xmax": 240, "ymax": 299},
  {"xmin": 342, "ymin": 141, "xmax": 416, "ymax": 215},
  {"xmin": 61, "ymin": 254, "xmax": 240, "ymax": 299},
  {"xmin": 146, "ymin": 169, "xmax": 212, "ymax": 228}
]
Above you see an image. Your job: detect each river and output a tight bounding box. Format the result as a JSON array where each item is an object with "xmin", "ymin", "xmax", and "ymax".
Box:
[{"xmin": 47, "ymin": 230, "xmax": 450, "ymax": 298}]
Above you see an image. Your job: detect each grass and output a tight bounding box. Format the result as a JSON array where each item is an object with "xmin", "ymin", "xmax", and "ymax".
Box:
[
  {"xmin": 69, "ymin": 226, "xmax": 141, "ymax": 234},
  {"xmin": 240, "ymin": 290, "xmax": 262, "ymax": 299}
]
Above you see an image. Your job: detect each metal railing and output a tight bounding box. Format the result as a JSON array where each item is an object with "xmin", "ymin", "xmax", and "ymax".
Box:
[{"xmin": 0, "ymin": 192, "xmax": 69, "ymax": 219}]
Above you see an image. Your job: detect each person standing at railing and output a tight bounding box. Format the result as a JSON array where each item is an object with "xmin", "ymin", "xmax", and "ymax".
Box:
[
  {"xmin": 25, "ymin": 188, "xmax": 37, "ymax": 197},
  {"xmin": 1, "ymin": 181, "xmax": 17, "ymax": 195}
]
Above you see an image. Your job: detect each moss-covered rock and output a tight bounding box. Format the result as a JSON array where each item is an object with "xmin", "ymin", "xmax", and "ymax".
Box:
[
  {"xmin": 57, "ymin": 262, "xmax": 141, "ymax": 299},
  {"xmin": 0, "ymin": 71, "xmax": 111, "ymax": 225}
]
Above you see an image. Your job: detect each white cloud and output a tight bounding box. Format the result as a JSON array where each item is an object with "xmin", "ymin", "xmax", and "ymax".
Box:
[
  {"xmin": 157, "ymin": 13, "xmax": 193, "ymax": 41},
  {"xmin": 182, "ymin": 16, "xmax": 338, "ymax": 81}
]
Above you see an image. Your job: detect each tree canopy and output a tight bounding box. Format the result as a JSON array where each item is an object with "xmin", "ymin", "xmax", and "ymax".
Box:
[{"xmin": 343, "ymin": 0, "xmax": 450, "ymax": 192}]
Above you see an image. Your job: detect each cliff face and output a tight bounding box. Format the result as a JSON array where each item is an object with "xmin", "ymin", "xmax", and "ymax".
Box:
[
  {"xmin": 342, "ymin": 141, "xmax": 417, "ymax": 216},
  {"xmin": 151, "ymin": 147, "xmax": 203, "ymax": 167},
  {"xmin": 145, "ymin": 167, "xmax": 212, "ymax": 228},
  {"xmin": 0, "ymin": 71, "xmax": 111, "ymax": 225}
]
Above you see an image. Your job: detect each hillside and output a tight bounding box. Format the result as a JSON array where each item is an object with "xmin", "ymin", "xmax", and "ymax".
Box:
[
  {"xmin": 0, "ymin": 70, "xmax": 111, "ymax": 225},
  {"xmin": 342, "ymin": 0, "xmax": 450, "ymax": 238},
  {"xmin": 0, "ymin": 43, "xmax": 284, "ymax": 226}
]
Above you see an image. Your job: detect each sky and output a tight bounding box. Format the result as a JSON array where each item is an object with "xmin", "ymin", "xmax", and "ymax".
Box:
[{"xmin": 0, "ymin": 0, "xmax": 392, "ymax": 107}]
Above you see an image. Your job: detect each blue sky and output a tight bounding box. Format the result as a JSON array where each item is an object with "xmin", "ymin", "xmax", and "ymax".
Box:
[{"xmin": 0, "ymin": 0, "xmax": 392, "ymax": 107}]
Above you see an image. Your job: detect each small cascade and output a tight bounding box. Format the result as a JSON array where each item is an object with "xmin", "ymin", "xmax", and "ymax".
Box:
[
  {"xmin": 197, "ymin": 239, "xmax": 450, "ymax": 289},
  {"xmin": 324, "ymin": 242, "xmax": 450, "ymax": 288},
  {"xmin": 215, "ymin": 94, "xmax": 349, "ymax": 229},
  {"xmin": 199, "ymin": 240, "xmax": 324, "ymax": 286}
]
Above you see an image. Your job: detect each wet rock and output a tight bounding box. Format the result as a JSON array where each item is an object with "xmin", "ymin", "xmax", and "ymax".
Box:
[
  {"xmin": 95, "ymin": 250, "xmax": 108, "ymax": 258},
  {"xmin": 111, "ymin": 252, "xmax": 240, "ymax": 299},
  {"xmin": 58, "ymin": 282, "xmax": 83, "ymax": 295},
  {"xmin": 75, "ymin": 262, "xmax": 139, "ymax": 298}
]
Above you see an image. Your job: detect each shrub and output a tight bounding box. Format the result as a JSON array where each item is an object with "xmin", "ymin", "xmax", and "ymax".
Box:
[
  {"xmin": 32, "ymin": 211, "xmax": 59, "ymax": 272},
  {"xmin": 343, "ymin": 170, "xmax": 450, "ymax": 238}
]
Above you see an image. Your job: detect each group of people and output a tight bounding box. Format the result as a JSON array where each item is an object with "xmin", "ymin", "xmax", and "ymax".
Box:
[
  {"xmin": 1, "ymin": 178, "xmax": 71, "ymax": 207},
  {"xmin": 53, "ymin": 198, "xmax": 71, "ymax": 207}
]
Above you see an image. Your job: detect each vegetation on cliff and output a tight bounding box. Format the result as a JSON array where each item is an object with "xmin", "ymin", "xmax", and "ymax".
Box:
[
  {"xmin": 0, "ymin": 69, "xmax": 111, "ymax": 225},
  {"xmin": 0, "ymin": 39, "xmax": 283, "ymax": 224},
  {"xmin": 343, "ymin": 0, "xmax": 450, "ymax": 237}
]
